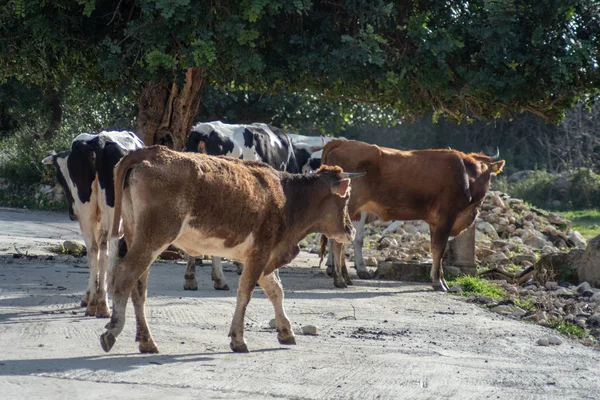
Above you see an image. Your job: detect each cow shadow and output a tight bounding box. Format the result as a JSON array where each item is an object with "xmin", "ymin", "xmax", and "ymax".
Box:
[{"xmin": 0, "ymin": 347, "xmax": 287, "ymax": 377}]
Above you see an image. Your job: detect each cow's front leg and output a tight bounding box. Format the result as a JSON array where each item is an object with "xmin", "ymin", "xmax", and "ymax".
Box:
[
  {"xmin": 258, "ymin": 271, "xmax": 295, "ymax": 346},
  {"xmin": 430, "ymin": 223, "xmax": 451, "ymax": 292},
  {"xmin": 229, "ymin": 257, "xmax": 264, "ymax": 353},
  {"xmin": 84, "ymin": 241, "xmax": 100, "ymax": 316},
  {"xmin": 331, "ymin": 240, "xmax": 350, "ymax": 288},
  {"xmin": 184, "ymin": 254, "xmax": 198, "ymax": 290},
  {"xmin": 353, "ymin": 212, "xmax": 371, "ymax": 279},
  {"xmin": 211, "ymin": 256, "xmax": 230, "ymax": 290}
]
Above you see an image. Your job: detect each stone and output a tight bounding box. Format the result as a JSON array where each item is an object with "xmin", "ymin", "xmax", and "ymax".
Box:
[
  {"xmin": 269, "ymin": 319, "xmax": 277, "ymax": 329},
  {"xmin": 364, "ymin": 256, "xmax": 378, "ymax": 267},
  {"xmin": 546, "ymin": 281, "xmax": 559, "ymax": 290},
  {"xmin": 511, "ymin": 254, "xmax": 538, "ymax": 265},
  {"xmin": 382, "ymin": 221, "xmax": 402, "ymax": 234},
  {"xmin": 302, "ymin": 325, "xmax": 318, "ymax": 336},
  {"xmin": 568, "ymin": 230, "xmax": 587, "ymax": 250},
  {"xmin": 578, "ymin": 235, "xmax": 600, "ymax": 288},
  {"xmin": 378, "ymin": 237, "xmax": 399, "ymax": 250},
  {"xmin": 490, "ymin": 305, "xmax": 526, "ymax": 317},
  {"xmin": 448, "ymin": 284, "xmax": 463, "ymax": 293},
  {"xmin": 477, "ymin": 222, "xmax": 499, "ymax": 240},
  {"xmin": 482, "ymin": 252, "xmax": 510, "ymax": 265},
  {"xmin": 588, "ymin": 314, "xmax": 600, "ymax": 327},
  {"xmin": 591, "ymin": 292, "xmax": 600, "ymax": 302},
  {"xmin": 548, "ymin": 335, "xmax": 563, "ymax": 345},
  {"xmin": 576, "ymin": 282, "xmax": 592, "ymax": 294},
  {"xmin": 536, "ymin": 338, "xmax": 550, "ymax": 346},
  {"xmin": 534, "ymin": 250, "xmax": 584, "ymax": 286}
]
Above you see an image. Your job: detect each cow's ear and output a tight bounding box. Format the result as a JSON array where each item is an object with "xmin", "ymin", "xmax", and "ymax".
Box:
[
  {"xmin": 41, "ymin": 154, "xmax": 55, "ymax": 165},
  {"xmin": 332, "ymin": 178, "xmax": 351, "ymax": 197},
  {"xmin": 491, "ymin": 160, "xmax": 505, "ymax": 174}
]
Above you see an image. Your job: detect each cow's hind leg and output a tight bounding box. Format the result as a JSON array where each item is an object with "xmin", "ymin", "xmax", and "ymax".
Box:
[
  {"xmin": 430, "ymin": 222, "xmax": 452, "ymax": 292},
  {"xmin": 95, "ymin": 229, "xmax": 111, "ymax": 318},
  {"xmin": 331, "ymin": 240, "xmax": 350, "ymax": 288},
  {"xmin": 211, "ymin": 256, "xmax": 230, "ymax": 290},
  {"xmin": 258, "ymin": 272, "xmax": 295, "ymax": 346},
  {"xmin": 184, "ymin": 253, "xmax": 198, "ymax": 290},
  {"xmin": 229, "ymin": 255, "xmax": 265, "ymax": 353},
  {"xmin": 131, "ymin": 270, "xmax": 158, "ymax": 353},
  {"xmin": 100, "ymin": 246, "xmax": 162, "ymax": 353}
]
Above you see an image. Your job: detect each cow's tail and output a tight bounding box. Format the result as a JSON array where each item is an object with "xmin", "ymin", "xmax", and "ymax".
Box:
[
  {"xmin": 107, "ymin": 147, "xmax": 151, "ymax": 290},
  {"xmin": 318, "ymin": 234, "xmax": 329, "ymax": 268}
]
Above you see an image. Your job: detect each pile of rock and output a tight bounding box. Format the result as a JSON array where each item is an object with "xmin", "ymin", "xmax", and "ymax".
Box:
[{"xmin": 301, "ymin": 191, "xmax": 588, "ymax": 271}]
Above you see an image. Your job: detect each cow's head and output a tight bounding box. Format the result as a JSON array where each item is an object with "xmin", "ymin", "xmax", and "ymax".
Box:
[
  {"xmin": 42, "ymin": 151, "xmax": 76, "ymax": 221},
  {"xmin": 313, "ymin": 166, "xmax": 364, "ymax": 243}
]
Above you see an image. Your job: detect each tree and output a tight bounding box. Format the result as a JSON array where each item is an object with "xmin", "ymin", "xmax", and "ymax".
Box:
[{"xmin": 1, "ymin": 1, "xmax": 599, "ymax": 148}]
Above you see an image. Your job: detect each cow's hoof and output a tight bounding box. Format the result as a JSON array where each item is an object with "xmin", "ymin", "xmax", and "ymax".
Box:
[
  {"xmin": 344, "ymin": 278, "xmax": 354, "ymax": 286},
  {"xmin": 184, "ymin": 280, "xmax": 198, "ymax": 291},
  {"xmin": 85, "ymin": 305, "xmax": 97, "ymax": 317},
  {"xmin": 214, "ymin": 281, "xmax": 230, "ymax": 291},
  {"xmin": 100, "ymin": 332, "xmax": 116, "ymax": 353},
  {"xmin": 333, "ymin": 278, "xmax": 348, "ymax": 289},
  {"xmin": 230, "ymin": 341, "xmax": 249, "ymax": 353},
  {"xmin": 139, "ymin": 340, "xmax": 159, "ymax": 354},
  {"xmin": 80, "ymin": 300, "xmax": 88, "ymax": 307},
  {"xmin": 95, "ymin": 302, "xmax": 111, "ymax": 318},
  {"xmin": 278, "ymin": 335, "xmax": 296, "ymax": 346},
  {"xmin": 356, "ymin": 269, "xmax": 372, "ymax": 279},
  {"xmin": 431, "ymin": 282, "xmax": 448, "ymax": 292},
  {"xmin": 326, "ymin": 265, "xmax": 334, "ymax": 277}
]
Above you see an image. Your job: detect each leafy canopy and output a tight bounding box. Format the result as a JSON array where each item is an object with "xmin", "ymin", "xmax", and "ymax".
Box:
[{"xmin": 1, "ymin": 0, "xmax": 599, "ymax": 123}]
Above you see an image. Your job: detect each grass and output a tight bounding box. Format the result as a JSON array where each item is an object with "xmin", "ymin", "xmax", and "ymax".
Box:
[
  {"xmin": 513, "ymin": 298, "xmax": 536, "ymax": 311},
  {"xmin": 447, "ymin": 275, "xmax": 506, "ymax": 299},
  {"xmin": 558, "ymin": 209, "xmax": 600, "ymax": 239},
  {"xmin": 547, "ymin": 319, "xmax": 587, "ymax": 338}
]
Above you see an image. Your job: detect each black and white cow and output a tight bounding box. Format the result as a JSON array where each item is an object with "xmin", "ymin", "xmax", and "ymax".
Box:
[
  {"xmin": 42, "ymin": 131, "xmax": 144, "ymax": 317},
  {"xmin": 288, "ymin": 133, "xmax": 341, "ymax": 173},
  {"xmin": 184, "ymin": 121, "xmax": 301, "ymax": 290}
]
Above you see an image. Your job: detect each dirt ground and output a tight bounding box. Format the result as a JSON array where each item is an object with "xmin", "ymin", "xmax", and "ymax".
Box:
[{"xmin": 0, "ymin": 207, "xmax": 599, "ymax": 399}]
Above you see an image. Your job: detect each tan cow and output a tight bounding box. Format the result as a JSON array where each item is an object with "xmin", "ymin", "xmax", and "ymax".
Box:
[
  {"xmin": 100, "ymin": 145, "xmax": 362, "ymax": 353},
  {"xmin": 321, "ymin": 139, "xmax": 505, "ymax": 291}
]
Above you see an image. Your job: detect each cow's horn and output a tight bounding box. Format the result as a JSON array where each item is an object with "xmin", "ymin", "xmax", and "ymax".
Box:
[
  {"xmin": 342, "ymin": 172, "xmax": 366, "ymax": 179},
  {"xmin": 491, "ymin": 147, "xmax": 500, "ymax": 160}
]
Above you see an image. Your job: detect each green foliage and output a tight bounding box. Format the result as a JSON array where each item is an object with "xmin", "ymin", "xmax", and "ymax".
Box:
[
  {"xmin": 494, "ymin": 169, "xmax": 600, "ymax": 211},
  {"xmin": 2, "ymin": 0, "xmax": 599, "ymax": 123},
  {"xmin": 513, "ymin": 298, "xmax": 536, "ymax": 312},
  {"xmin": 447, "ymin": 275, "xmax": 506, "ymax": 299},
  {"xmin": 558, "ymin": 209, "xmax": 600, "ymax": 239},
  {"xmin": 546, "ymin": 318, "xmax": 587, "ymax": 338}
]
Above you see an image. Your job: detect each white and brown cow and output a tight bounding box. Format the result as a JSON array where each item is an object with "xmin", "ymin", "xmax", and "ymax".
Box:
[
  {"xmin": 42, "ymin": 131, "xmax": 144, "ymax": 317},
  {"xmin": 100, "ymin": 145, "xmax": 362, "ymax": 353},
  {"xmin": 184, "ymin": 121, "xmax": 301, "ymax": 291}
]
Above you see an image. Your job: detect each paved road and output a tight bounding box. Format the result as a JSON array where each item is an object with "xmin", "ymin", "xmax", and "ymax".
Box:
[{"xmin": 0, "ymin": 208, "xmax": 599, "ymax": 399}]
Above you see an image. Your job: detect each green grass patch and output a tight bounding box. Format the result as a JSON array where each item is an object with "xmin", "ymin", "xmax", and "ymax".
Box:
[
  {"xmin": 558, "ymin": 209, "xmax": 600, "ymax": 239},
  {"xmin": 447, "ymin": 275, "xmax": 506, "ymax": 299},
  {"xmin": 513, "ymin": 298, "xmax": 536, "ymax": 311},
  {"xmin": 547, "ymin": 319, "xmax": 587, "ymax": 338}
]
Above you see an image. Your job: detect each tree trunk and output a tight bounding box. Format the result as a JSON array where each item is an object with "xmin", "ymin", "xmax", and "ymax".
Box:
[
  {"xmin": 43, "ymin": 87, "xmax": 62, "ymax": 140},
  {"xmin": 136, "ymin": 67, "xmax": 204, "ymax": 150}
]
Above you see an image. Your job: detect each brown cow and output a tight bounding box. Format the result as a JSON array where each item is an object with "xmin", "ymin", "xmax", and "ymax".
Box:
[
  {"xmin": 321, "ymin": 139, "xmax": 505, "ymax": 291},
  {"xmin": 100, "ymin": 145, "xmax": 362, "ymax": 353}
]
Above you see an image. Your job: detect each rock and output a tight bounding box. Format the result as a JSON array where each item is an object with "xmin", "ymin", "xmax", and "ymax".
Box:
[
  {"xmin": 578, "ymin": 235, "xmax": 600, "ymax": 288},
  {"xmin": 482, "ymin": 252, "xmax": 510, "ymax": 265},
  {"xmin": 448, "ymin": 284, "xmax": 463, "ymax": 293},
  {"xmin": 269, "ymin": 319, "xmax": 277, "ymax": 329},
  {"xmin": 591, "ymin": 292, "xmax": 600, "ymax": 302},
  {"xmin": 364, "ymin": 256, "xmax": 378, "ymax": 267},
  {"xmin": 536, "ymin": 338, "xmax": 550, "ymax": 346},
  {"xmin": 382, "ymin": 221, "xmax": 402, "ymax": 234},
  {"xmin": 576, "ymin": 282, "xmax": 592, "ymax": 294},
  {"xmin": 546, "ymin": 281, "xmax": 559, "ymax": 290},
  {"xmin": 547, "ymin": 212, "xmax": 569, "ymax": 227},
  {"xmin": 588, "ymin": 314, "xmax": 600, "ymax": 327},
  {"xmin": 548, "ymin": 335, "xmax": 563, "ymax": 345},
  {"xmin": 523, "ymin": 231, "xmax": 551, "ymax": 249},
  {"xmin": 553, "ymin": 287, "xmax": 576, "ymax": 298},
  {"xmin": 301, "ymin": 325, "xmax": 318, "ymax": 336},
  {"xmin": 523, "ymin": 311, "xmax": 548, "ymax": 324},
  {"xmin": 568, "ymin": 230, "xmax": 587, "ymax": 250},
  {"xmin": 511, "ymin": 254, "xmax": 538, "ymax": 265},
  {"xmin": 490, "ymin": 305, "xmax": 526, "ymax": 317},
  {"xmin": 534, "ymin": 250, "xmax": 584, "ymax": 286},
  {"xmin": 378, "ymin": 237, "xmax": 399, "ymax": 250},
  {"xmin": 477, "ymin": 222, "xmax": 499, "ymax": 240}
]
